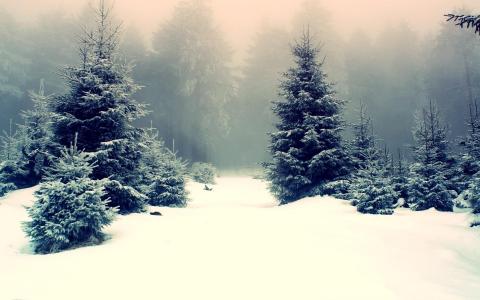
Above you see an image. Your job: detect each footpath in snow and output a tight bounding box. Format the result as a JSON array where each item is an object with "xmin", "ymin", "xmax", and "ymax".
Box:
[{"xmin": 0, "ymin": 177, "xmax": 479, "ymax": 300}]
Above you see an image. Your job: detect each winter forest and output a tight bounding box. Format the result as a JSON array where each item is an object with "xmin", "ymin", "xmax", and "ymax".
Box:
[{"xmin": 1, "ymin": 0, "xmax": 480, "ymax": 299}]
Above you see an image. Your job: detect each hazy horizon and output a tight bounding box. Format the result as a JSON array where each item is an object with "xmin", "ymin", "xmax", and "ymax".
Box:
[{"xmin": 1, "ymin": 0, "xmax": 478, "ymax": 64}]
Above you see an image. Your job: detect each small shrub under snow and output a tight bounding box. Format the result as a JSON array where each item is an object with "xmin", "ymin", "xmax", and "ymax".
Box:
[{"xmin": 190, "ymin": 162, "xmax": 216, "ymax": 184}]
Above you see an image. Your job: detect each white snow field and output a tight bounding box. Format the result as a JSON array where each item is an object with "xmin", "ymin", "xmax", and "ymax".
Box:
[{"xmin": 1, "ymin": 177, "xmax": 480, "ymax": 300}]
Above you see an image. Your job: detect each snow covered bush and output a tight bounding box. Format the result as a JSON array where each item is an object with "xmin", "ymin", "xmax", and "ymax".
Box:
[
  {"xmin": 146, "ymin": 151, "xmax": 187, "ymax": 207},
  {"xmin": 354, "ymin": 185, "xmax": 398, "ymax": 215},
  {"xmin": 321, "ymin": 180, "xmax": 351, "ymax": 200},
  {"xmin": 148, "ymin": 165, "xmax": 188, "ymax": 207},
  {"xmin": 23, "ymin": 139, "xmax": 115, "ymax": 254},
  {"xmin": 190, "ymin": 162, "xmax": 216, "ymax": 184},
  {"xmin": 0, "ymin": 182, "xmax": 16, "ymax": 197},
  {"xmin": 0, "ymin": 160, "xmax": 29, "ymax": 189},
  {"xmin": 103, "ymin": 179, "xmax": 147, "ymax": 214},
  {"xmin": 24, "ymin": 179, "xmax": 114, "ymax": 254},
  {"xmin": 350, "ymin": 163, "xmax": 398, "ymax": 215},
  {"xmin": 407, "ymin": 163, "xmax": 454, "ymax": 212},
  {"xmin": 139, "ymin": 128, "xmax": 188, "ymax": 207},
  {"xmin": 466, "ymin": 175, "xmax": 480, "ymax": 227}
]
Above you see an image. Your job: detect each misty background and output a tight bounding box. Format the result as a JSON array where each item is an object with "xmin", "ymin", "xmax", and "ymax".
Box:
[{"xmin": 0, "ymin": 0, "xmax": 479, "ymax": 168}]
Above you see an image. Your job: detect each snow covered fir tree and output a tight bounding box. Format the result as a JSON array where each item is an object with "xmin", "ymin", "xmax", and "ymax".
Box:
[
  {"xmin": 447, "ymin": 14, "xmax": 480, "ymax": 225},
  {"xmin": 345, "ymin": 102, "xmax": 399, "ymax": 214},
  {"xmin": 350, "ymin": 158, "xmax": 398, "ymax": 215},
  {"xmin": 16, "ymin": 81, "xmax": 58, "ymax": 185},
  {"xmin": 140, "ymin": 126, "xmax": 188, "ymax": 207},
  {"xmin": 23, "ymin": 135, "xmax": 115, "ymax": 254},
  {"xmin": 0, "ymin": 119, "xmax": 20, "ymax": 196},
  {"xmin": 349, "ymin": 101, "xmax": 379, "ymax": 171},
  {"xmin": 52, "ymin": 1, "xmax": 149, "ymax": 214},
  {"xmin": 265, "ymin": 29, "xmax": 350, "ymax": 204},
  {"xmin": 0, "ymin": 81, "xmax": 57, "ymax": 194},
  {"xmin": 406, "ymin": 100, "xmax": 454, "ymax": 211}
]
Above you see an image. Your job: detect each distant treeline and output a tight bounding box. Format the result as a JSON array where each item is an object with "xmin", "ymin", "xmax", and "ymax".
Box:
[{"xmin": 1, "ymin": 1, "xmax": 479, "ymax": 167}]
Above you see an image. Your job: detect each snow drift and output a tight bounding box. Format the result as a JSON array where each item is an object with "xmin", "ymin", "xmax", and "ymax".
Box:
[{"xmin": 0, "ymin": 177, "xmax": 479, "ymax": 300}]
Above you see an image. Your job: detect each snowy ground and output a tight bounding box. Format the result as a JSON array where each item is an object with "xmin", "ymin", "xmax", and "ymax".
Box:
[{"xmin": 1, "ymin": 177, "xmax": 480, "ymax": 300}]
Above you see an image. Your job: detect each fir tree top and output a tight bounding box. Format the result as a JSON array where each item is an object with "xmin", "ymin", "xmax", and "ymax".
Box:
[
  {"xmin": 54, "ymin": 0, "xmax": 147, "ymax": 152},
  {"xmin": 274, "ymin": 29, "xmax": 342, "ymax": 131},
  {"xmin": 46, "ymin": 134, "xmax": 95, "ymax": 183},
  {"xmin": 412, "ymin": 99, "xmax": 448, "ymax": 167}
]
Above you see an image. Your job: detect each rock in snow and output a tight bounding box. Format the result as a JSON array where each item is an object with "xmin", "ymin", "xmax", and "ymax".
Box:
[{"xmin": 0, "ymin": 177, "xmax": 479, "ymax": 300}]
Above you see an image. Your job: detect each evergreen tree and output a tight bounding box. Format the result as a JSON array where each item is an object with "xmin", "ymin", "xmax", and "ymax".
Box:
[
  {"xmin": 458, "ymin": 99, "xmax": 480, "ymax": 189},
  {"xmin": 140, "ymin": 127, "xmax": 188, "ymax": 207},
  {"xmin": 190, "ymin": 162, "xmax": 216, "ymax": 185},
  {"xmin": 0, "ymin": 119, "xmax": 21, "ymax": 162},
  {"xmin": 265, "ymin": 30, "xmax": 350, "ymax": 204},
  {"xmin": 23, "ymin": 136, "xmax": 115, "ymax": 254},
  {"xmin": 467, "ymin": 175, "xmax": 480, "ymax": 226},
  {"xmin": 52, "ymin": 1, "xmax": 147, "ymax": 214},
  {"xmin": 446, "ymin": 11, "xmax": 480, "ymax": 223},
  {"xmin": 350, "ymin": 157, "xmax": 398, "ymax": 215},
  {"xmin": 391, "ymin": 149, "xmax": 409, "ymax": 200},
  {"xmin": 0, "ymin": 119, "xmax": 23, "ymax": 193},
  {"xmin": 16, "ymin": 81, "xmax": 58, "ymax": 186},
  {"xmin": 350, "ymin": 101, "xmax": 379, "ymax": 171},
  {"xmin": 428, "ymin": 10, "xmax": 480, "ymax": 139},
  {"xmin": 454, "ymin": 100, "xmax": 480, "ymax": 209},
  {"xmin": 406, "ymin": 100, "xmax": 454, "ymax": 211},
  {"xmin": 346, "ymin": 103, "xmax": 399, "ymax": 211}
]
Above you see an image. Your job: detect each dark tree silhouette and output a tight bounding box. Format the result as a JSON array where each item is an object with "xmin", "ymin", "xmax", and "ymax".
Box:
[{"xmin": 446, "ymin": 14, "xmax": 480, "ymax": 34}]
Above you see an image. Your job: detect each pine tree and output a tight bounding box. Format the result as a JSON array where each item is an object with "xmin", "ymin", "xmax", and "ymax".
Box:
[
  {"xmin": 0, "ymin": 119, "xmax": 20, "ymax": 162},
  {"xmin": 16, "ymin": 80, "xmax": 58, "ymax": 186},
  {"xmin": 391, "ymin": 149, "xmax": 409, "ymax": 200},
  {"xmin": 459, "ymin": 99, "xmax": 480, "ymax": 189},
  {"xmin": 23, "ymin": 135, "xmax": 115, "ymax": 254},
  {"xmin": 380, "ymin": 146, "xmax": 395, "ymax": 178},
  {"xmin": 350, "ymin": 101, "xmax": 379, "ymax": 171},
  {"xmin": 190, "ymin": 162, "xmax": 216, "ymax": 185},
  {"xmin": 346, "ymin": 104, "xmax": 399, "ymax": 212},
  {"xmin": 446, "ymin": 12, "xmax": 480, "ymax": 223},
  {"xmin": 140, "ymin": 127, "xmax": 188, "ymax": 207},
  {"xmin": 148, "ymin": 162, "xmax": 187, "ymax": 207},
  {"xmin": 468, "ymin": 175, "xmax": 480, "ymax": 226},
  {"xmin": 52, "ymin": 1, "xmax": 147, "ymax": 213},
  {"xmin": 0, "ymin": 119, "xmax": 23, "ymax": 193},
  {"xmin": 350, "ymin": 157, "xmax": 398, "ymax": 215},
  {"xmin": 407, "ymin": 100, "xmax": 454, "ymax": 211},
  {"xmin": 265, "ymin": 30, "xmax": 350, "ymax": 204}
]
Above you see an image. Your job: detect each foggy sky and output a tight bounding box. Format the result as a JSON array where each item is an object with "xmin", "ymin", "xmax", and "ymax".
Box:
[{"xmin": 1, "ymin": 0, "xmax": 478, "ymax": 62}]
